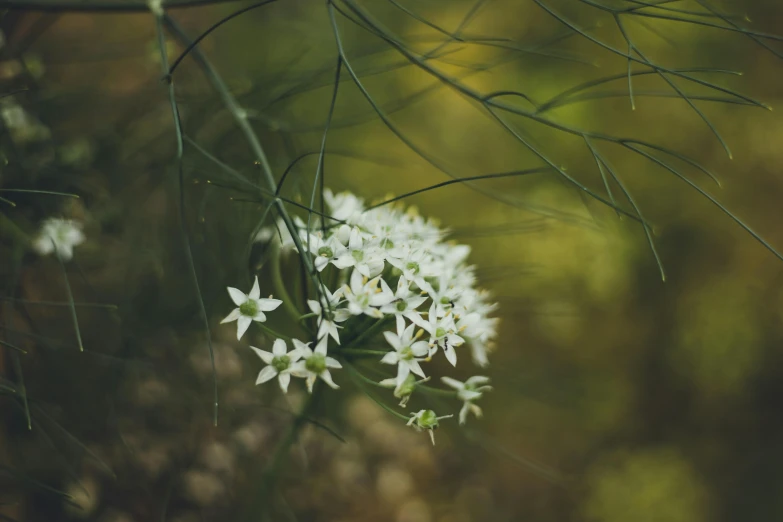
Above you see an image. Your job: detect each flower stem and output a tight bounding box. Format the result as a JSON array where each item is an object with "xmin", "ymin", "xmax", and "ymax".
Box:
[
  {"xmin": 338, "ymin": 348, "xmax": 387, "ymax": 357},
  {"xmin": 269, "ymin": 242, "xmax": 302, "ymax": 323},
  {"xmin": 342, "ymin": 316, "xmax": 391, "ymax": 349},
  {"xmin": 344, "ymin": 363, "xmax": 409, "ymax": 421},
  {"xmin": 256, "ymin": 323, "xmax": 291, "ymax": 342},
  {"xmin": 417, "ymin": 384, "xmax": 458, "ymax": 397}
]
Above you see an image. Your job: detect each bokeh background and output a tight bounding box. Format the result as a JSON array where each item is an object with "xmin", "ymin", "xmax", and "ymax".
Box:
[{"xmin": 2, "ymin": 1, "xmax": 783, "ymax": 521}]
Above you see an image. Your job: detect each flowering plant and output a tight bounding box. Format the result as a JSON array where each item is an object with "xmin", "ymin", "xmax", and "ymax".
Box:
[{"xmin": 224, "ymin": 189, "xmax": 498, "ymax": 443}]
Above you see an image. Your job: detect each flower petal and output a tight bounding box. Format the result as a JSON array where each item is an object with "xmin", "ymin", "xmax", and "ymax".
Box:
[
  {"xmin": 315, "ymin": 336, "xmax": 329, "ymax": 356},
  {"xmin": 278, "ymin": 372, "xmax": 291, "ymax": 393},
  {"xmin": 256, "ymin": 366, "xmax": 277, "ymax": 385},
  {"xmin": 459, "ymin": 402, "xmax": 470, "ymax": 425},
  {"xmin": 221, "ymin": 308, "xmax": 241, "ymax": 324},
  {"xmin": 465, "ymin": 375, "xmax": 491, "ymax": 387},
  {"xmin": 411, "ymin": 341, "xmax": 430, "ymax": 357},
  {"xmin": 325, "ymin": 356, "xmax": 342, "ymax": 369},
  {"xmin": 443, "ymin": 344, "xmax": 457, "ymax": 366},
  {"xmin": 307, "ymin": 300, "xmax": 322, "ymax": 315},
  {"xmin": 440, "ymin": 376, "xmax": 463, "ymax": 390},
  {"xmin": 380, "ymin": 351, "xmax": 399, "ymax": 365},
  {"xmin": 272, "ymin": 338, "xmax": 287, "ymax": 357},
  {"xmin": 257, "ymin": 298, "xmax": 282, "ymax": 312},
  {"xmin": 249, "ymin": 346, "xmax": 274, "ymax": 364},
  {"xmin": 249, "ymin": 276, "xmax": 261, "ymax": 299},
  {"xmin": 227, "ymin": 287, "xmax": 247, "ymax": 306},
  {"xmin": 383, "ymin": 331, "xmax": 401, "ymax": 350},
  {"xmin": 319, "ymin": 370, "xmax": 340, "ymax": 389},
  {"xmin": 236, "ymin": 315, "xmax": 252, "ymax": 340},
  {"xmin": 408, "ymin": 360, "xmax": 427, "ymax": 379},
  {"xmin": 252, "ymin": 311, "xmax": 267, "ymax": 322}
]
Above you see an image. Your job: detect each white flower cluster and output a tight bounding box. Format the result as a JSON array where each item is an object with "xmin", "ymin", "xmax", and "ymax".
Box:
[{"xmin": 225, "ymin": 189, "xmax": 499, "ymax": 443}]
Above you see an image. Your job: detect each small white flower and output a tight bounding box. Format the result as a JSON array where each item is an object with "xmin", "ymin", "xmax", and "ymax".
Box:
[
  {"xmin": 221, "ymin": 276, "xmax": 282, "ymax": 340},
  {"xmin": 342, "ymin": 270, "xmax": 395, "ymax": 318},
  {"xmin": 407, "ymin": 409, "xmax": 453, "ymax": 445},
  {"xmin": 441, "ymin": 376, "xmax": 492, "ymax": 425},
  {"xmin": 250, "ymin": 339, "xmax": 304, "ymax": 393},
  {"xmin": 381, "ymin": 321, "xmax": 430, "ymax": 387},
  {"xmin": 332, "ymin": 227, "xmax": 385, "ymax": 278},
  {"xmin": 32, "ymin": 218, "xmax": 85, "ymax": 261},
  {"xmin": 379, "ymin": 276, "xmax": 428, "ymax": 332},
  {"xmin": 387, "ymin": 247, "xmax": 433, "ymax": 289},
  {"xmin": 413, "ymin": 303, "xmax": 465, "ymax": 366},
  {"xmin": 289, "ymin": 337, "xmax": 342, "ymax": 393},
  {"xmin": 306, "ymin": 233, "xmax": 346, "ymax": 272},
  {"xmin": 307, "ymin": 288, "xmax": 350, "ymax": 344}
]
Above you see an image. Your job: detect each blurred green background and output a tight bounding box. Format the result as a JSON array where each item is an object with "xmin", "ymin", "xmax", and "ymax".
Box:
[{"xmin": 2, "ymin": 1, "xmax": 783, "ymax": 521}]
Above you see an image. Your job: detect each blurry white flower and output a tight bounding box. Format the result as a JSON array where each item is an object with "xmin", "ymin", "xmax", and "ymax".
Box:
[
  {"xmin": 407, "ymin": 409, "xmax": 452, "ymax": 445},
  {"xmin": 250, "ymin": 339, "xmax": 304, "ymax": 393},
  {"xmin": 221, "ymin": 276, "xmax": 282, "ymax": 340},
  {"xmin": 381, "ymin": 321, "xmax": 429, "ymax": 387},
  {"xmin": 32, "ymin": 217, "xmax": 85, "ymax": 261},
  {"xmin": 324, "ymin": 188, "xmax": 365, "ymax": 223},
  {"xmin": 441, "ymin": 376, "xmax": 492, "ymax": 425},
  {"xmin": 290, "ymin": 336, "xmax": 342, "ymax": 393}
]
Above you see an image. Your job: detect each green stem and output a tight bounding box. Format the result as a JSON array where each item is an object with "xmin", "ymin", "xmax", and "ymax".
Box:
[
  {"xmin": 342, "ymin": 317, "xmax": 391, "ymax": 349},
  {"xmin": 338, "ymin": 348, "xmax": 387, "ymax": 357},
  {"xmin": 269, "ymin": 242, "xmax": 302, "ymax": 322},
  {"xmin": 256, "ymin": 322, "xmax": 292, "ymax": 342},
  {"xmin": 345, "ymin": 363, "xmax": 409, "ymax": 421},
  {"xmin": 418, "ymin": 384, "xmax": 458, "ymax": 398}
]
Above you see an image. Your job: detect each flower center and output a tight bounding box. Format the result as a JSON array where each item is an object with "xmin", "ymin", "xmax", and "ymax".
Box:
[
  {"xmin": 351, "ymin": 249, "xmax": 364, "ymax": 262},
  {"xmin": 381, "ymin": 238, "xmax": 394, "ymax": 249},
  {"xmin": 271, "ymin": 355, "xmax": 290, "ymax": 372},
  {"xmin": 435, "ymin": 327, "xmax": 447, "ymax": 339},
  {"xmin": 400, "ymin": 346, "xmax": 414, "ymax": 361},
  {"xmin": 239, "ymin": 300, "xmax": 258, "ymax": 317},
  {"xmin": 318, "ymin": 246, "xmax": 334, "ymax": 258},
  {"xmin": 305, "ymin": 353, "xmax": 327, "ymax": 374},
  {"xmin": 406, "ymin": 262, "xmax": 419, "ymax": 274},
  {"xmin": 396, "ymin": 301, "xmax": 407, "ymax": 312}
]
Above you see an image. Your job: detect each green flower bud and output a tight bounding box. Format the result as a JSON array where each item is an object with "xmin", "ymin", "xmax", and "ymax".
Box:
[
  {"xmin": 416, "ymin": 410, "xmax": 439, "ymax": 430},
  {"xmin": 395, "ymin": 374, "xmax": 418, "ymax": 399}
]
